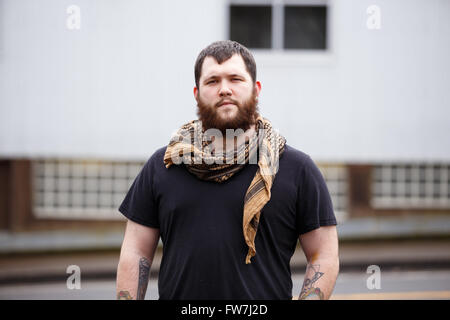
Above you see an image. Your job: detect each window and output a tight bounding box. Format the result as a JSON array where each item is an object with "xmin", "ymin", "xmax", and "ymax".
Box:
[
  {"xmin": 372, "ymin": 164, "xmax": 450, "ymax": 209},
  {"xmin": 229, "ymin": 5, "xmax": 272, "ymax": 49},
  {"xmin": 284, "ymin": 6, "xmax": 327, "ymax": 49},
  {"xmin": 318, "ymin": 164, "xmax": 349, "ymax": 223},
  {"xmin": 229, "ymin": 1, "xmax": 328, "ymax": 50},
  {"xmin": 33, "ymin": 159, "xmax": 145, "ymax": 220}
]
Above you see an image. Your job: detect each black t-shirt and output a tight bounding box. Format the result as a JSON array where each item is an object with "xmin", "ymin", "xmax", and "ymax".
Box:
[{"xmin": 119, "ymin": 144, "xmax": 337, "ymax": 300}]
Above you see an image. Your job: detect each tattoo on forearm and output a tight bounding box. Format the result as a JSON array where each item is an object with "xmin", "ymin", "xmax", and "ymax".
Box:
[
  {"xmin": 137, "ymin": 257, "xmax": 151, "ymax": 300},
  {"xmin": 117, "ymin": 290, "xmax": 133, "ymax": 300},
  {"xmin": 299, "ymin": 264, "xmax": 325, "ymax": 300}
]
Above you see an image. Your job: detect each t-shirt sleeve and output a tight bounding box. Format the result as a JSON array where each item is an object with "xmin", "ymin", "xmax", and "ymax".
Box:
[
  {"xmin": 296, "ymin": 155, "xmax": 337, "ymax": 235},
  {"xmin": 118, "ymin": 156, "xmax": 159, "ymax": 229}
]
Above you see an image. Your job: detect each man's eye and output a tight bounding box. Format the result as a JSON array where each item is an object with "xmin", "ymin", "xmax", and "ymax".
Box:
[
  {"xmin": 207, "ymin": 80, "xmax": 217, "ymax": 84},
  {"xmin": 232, "ymin": 78, "xmax": 241, "ymax": 81}
]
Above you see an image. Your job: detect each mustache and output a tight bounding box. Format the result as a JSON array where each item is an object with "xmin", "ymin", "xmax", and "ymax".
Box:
[{"xmin": 215, "ymin": 98, "xmax": 239, "ymax": 108}]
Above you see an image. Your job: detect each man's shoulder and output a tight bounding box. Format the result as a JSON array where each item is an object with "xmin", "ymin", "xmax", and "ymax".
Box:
[
  {"xmin": 282, "ymin": 144, "xmax": 313, "ymax": 166},
  {"xmin": 153, "ymin": 145, "xmax": 168, "ymax": 159},
  {"xmin": 143, "ymin": 145, "xmax": 168, "ymax": 169},
  {"xmin": 280, "ymin": 144, "xmax": 325, "ymax": 180}
]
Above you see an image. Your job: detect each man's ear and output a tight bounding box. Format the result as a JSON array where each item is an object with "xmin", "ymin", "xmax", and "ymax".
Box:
[
  {"xmin": 255, "ymin": 81, "xmax": 262, "ymax": 97},
  {"xmin": 193, "ymin": 87, "xmax": 198, "ymax": 101}
]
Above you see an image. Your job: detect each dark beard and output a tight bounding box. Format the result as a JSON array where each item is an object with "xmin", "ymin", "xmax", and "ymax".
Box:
[{"xmin": 196, "ymin": 89, "xmax": 259, "ymax": 135}]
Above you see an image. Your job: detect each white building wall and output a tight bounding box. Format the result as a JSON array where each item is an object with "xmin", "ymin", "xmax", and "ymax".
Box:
[{"xmin": 0, "ymin": 0, "xmax": 449, "ymax": 162}]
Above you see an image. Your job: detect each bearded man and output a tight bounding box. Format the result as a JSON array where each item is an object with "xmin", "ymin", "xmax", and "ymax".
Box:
[{"xmin": 116, "ymin": 40, "xmax": 339, "ymax": 300}]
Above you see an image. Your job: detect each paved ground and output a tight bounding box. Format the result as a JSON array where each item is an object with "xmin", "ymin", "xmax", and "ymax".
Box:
[
  {"xmin": 1, "ymin": 238, "xmax": 449, "ymax": 285},
  {"xmin": 0, "ymin": 238, "xmax": 449, "ymax": 299},
  {"xmin": 0, "ymin": 269, "xmax": 449, "ymax": 300}
]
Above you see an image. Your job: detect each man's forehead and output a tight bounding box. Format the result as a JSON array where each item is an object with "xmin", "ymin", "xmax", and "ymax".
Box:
[{"xmin": 201, "ymin": 54, "xmax": 249, "ymax": 79}]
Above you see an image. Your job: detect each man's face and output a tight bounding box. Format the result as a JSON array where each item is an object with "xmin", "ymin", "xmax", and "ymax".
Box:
[{"xmin": 194, "ymin": 54, "xmax": 261, "ymax": 134}]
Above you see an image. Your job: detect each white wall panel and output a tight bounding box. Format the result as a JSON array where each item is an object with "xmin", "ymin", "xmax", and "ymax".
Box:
[{"xmin": 0, "ymin": 0, "xmax": 449, "ymax": 162}]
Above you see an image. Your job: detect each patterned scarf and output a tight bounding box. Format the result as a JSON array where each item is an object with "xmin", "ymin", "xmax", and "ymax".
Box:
[{"xmin": 163, "ymin": 115, "xmax": 286, "ymax": 264}]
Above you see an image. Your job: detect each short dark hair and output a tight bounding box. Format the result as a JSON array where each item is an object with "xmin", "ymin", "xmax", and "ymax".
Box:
[{"xmin": 194, "ymin": 40, "xmax": 257, "ymax": 88}]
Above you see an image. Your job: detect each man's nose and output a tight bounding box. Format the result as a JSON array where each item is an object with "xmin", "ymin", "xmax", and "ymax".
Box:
[{"xmin": 219, "ymin": 82, "xmax": 232, "ymax": 97}]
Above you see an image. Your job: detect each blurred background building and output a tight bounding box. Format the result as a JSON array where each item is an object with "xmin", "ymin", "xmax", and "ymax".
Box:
[{"xmin": 0, "ymin": 0, "xmax": 449, "ymax": 251}]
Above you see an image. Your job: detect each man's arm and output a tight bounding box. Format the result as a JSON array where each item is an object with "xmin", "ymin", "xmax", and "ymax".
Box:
[
  {"xmin": 296, "ymin": 226, "xmax": 339, "ymax": 300},
  {"xmin": 116, "ymin": 219, "xmax": 160, "ymax": 300}
]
